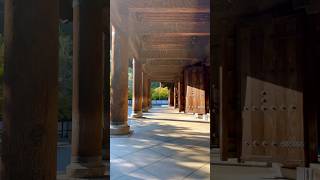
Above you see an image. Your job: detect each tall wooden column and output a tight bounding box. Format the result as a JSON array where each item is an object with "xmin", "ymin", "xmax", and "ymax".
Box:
[
  {"xmin": 132, "ymin": 59, "xmax": 143, "ymax": 118},
  {"xmin": 169, "ymin": 86, "xmax": 174, "ymax": 107},
  {"xmin": 174, "ymin": 82, "xmax": 178, "ymax": 108},
  {"xmin": 148, "ymin": 80, "xmax": 152, "ymax": 109},
  {"xmin": 178, "ymin": 75, "xmax": 185, "ymax": 112},
  {"xmin": 142, "ymin": 73, "xmax": 149, "ymax": 112},
  {"xmin": 102, "ymin": 6, "xmax": 110, "ymax": 172},
  {"xmin": 67, "ymin": 0, "xmax": 106, "ymax": 177},
  {"xmin": 2, "ymin": 0, "xmax": 59, "ymax": 179},
  {"xmin": 110, "ymin": 30, "xmax": 130, "ymax": 135}
]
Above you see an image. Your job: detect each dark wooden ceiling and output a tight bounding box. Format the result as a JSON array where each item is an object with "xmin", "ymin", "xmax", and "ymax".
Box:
[{"xmin": 111, "ymin": 0, "xmax": 210, "ymax": 82}]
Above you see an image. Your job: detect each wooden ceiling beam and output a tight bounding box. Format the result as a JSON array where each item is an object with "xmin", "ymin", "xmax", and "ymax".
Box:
[
  {"xmin": 114, "ymin": 0, "xmax": 210, "ymax": 9},
  {"xmin": 145, "ymin": 59, "xmax": 197, "ymax": 67},
  {"xmin": 140, "ymin": 49, "xmax": 205, "ymax": 59},
  {"xmin": 128, "ymin": 7, "xmax": 210, "ymax": 13},
  {"xmin": 131, "ymin": 22, "xmax": 209, "ymax": 34}
]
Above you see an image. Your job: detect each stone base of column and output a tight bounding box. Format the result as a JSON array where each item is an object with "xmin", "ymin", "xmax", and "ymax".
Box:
[
  {"xmin": 110, "ymin": 124, "xmax": 131, "ymax": 135},
  {"xmin": 66, "ymin": 156, "xmax": 106, "ymax": 178},
  {"xmin": 104, "ymin": 162, "xmax": 110, "ymax": 176},
  {"xmin": 131, "ymin": 111, "xmax": 143, "ymax": 118}
]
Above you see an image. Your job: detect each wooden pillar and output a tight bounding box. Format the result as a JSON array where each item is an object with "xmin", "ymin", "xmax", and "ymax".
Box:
[
  {"xmin": 67, "ymin": 0, "xmax": 106, "ymax": 177},
  {"xmin": 132, "ymin": 59, "xmax": 143, "ymax": 118},
  {"xmin": 169, "ymin": 86, "xmax": 174, "ymax": 107},
  {"xmin": 179, "ymin": 75, "xmax": 185, "ymax": 112},
  {"xmin": 303, "ymin": 13, "xmax": 320, "ymax": 165},
  {"xmin": 148, "ymin": 80, "xmax": 152, "ymax": 109},
  {"xmin": 174, "ymin": 82, "xmax": 178, "ymax": 108},
  {"xmin": 142, "ymin": 73, "xmax": 149, "ymax": 112},
  {"xmin": 1, "ymin": 0, "xmax": 59, "ymax": 179},
  {"xmin": 110, "ymin": 30, "xmax": 130, "ymax": 135},
  {"xmin": 102, "ymin": 6, "xmax": 110, "ymax": 170}
]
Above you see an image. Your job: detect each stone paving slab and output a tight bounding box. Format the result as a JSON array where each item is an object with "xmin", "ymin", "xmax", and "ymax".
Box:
[{"xmin": 111, "ymin": 107, "xmax": 210, "ymax": 180}]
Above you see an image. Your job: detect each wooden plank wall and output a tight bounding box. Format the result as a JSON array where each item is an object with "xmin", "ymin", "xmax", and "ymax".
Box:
[
  {"xmin": 238, "ymin": 12, "xmax": 306, "ymax": 167},
  {"xmin": 212, "ymin": 0, "xmax": 320, "ymax": 167},
  {"xmin": 184, "ymin": 66, "xmax": 208, "ymax": 115}
]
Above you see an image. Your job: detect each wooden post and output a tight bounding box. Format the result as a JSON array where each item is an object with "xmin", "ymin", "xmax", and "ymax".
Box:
[
  {"xmin": 174, "ymin": 82, "xmax": 179, "ymax": 108},
  {"xmin": 142, "ymin": 73, "xmax": 149, "ymax": 112},
  {"xmin": 102, "ymin": 6, "xmax": 110, "ymax": 174},
  {"xmin": 148, "ymin": 80, "xmax": 152, "ymax": 109},
  {"xmin": 169, "ymin": 85, "xmax": 175, "ymax": 107},
  {"xmin": 2, "ymin": 0, "xmax": 59, "ymax": 178},
  {"xmin": 67, "ymin": 0, "xmax": 106, "ymax": 177},
  {"xmin": 132, "ymin": 59, "xmax": 143, "ymax": 118},
  {"xmin": 178, "ymin": 75, "xmax": 185, "ymax": 112},
  {"xmin": 110, "ymin": 30, "xmax": 130, "ymax": 135}
]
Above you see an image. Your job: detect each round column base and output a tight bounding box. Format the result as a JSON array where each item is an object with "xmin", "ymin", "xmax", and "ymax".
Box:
[
  {"xmin": 131, "ymin": 111, "xmax": 143, "ymax": 118},
  {"xmin": 110, "ymin": 124, "xmax": 131, "ymax": 135},
  {"xmin": 66, "ymin": 157, "xmax": 106, "ymax": 178}
]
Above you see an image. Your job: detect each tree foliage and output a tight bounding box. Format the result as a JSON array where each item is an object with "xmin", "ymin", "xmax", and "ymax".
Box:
[
  {"xmin": 151, "ymin": 87, "xmax": 169, "ymax": 100},
  {"xmin": 58, "ymin": 31, "xmax": 73, "ymax": 121}
]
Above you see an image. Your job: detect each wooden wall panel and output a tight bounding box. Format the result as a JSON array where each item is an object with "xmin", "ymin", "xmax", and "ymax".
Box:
[
  {"xmin": 239, "ymin": 22, "xmax": 272, "ymax": 161},
  {"xmin": 185, "ymin": 69, "xmax": 192, "ymax": 112},
  {"xmin": 192, "ymin": 69, "xmax": 198, "ymax": 112},
  {"xmin": 273, "ymin": 14, "xmax": 305, "ymax": 167},
  {"xmin": 184, "ymin": 66, "xmax": 208, "ymax": 115},
  {"xmin": 184, "ymin": 69, "xmax": 189, "ymax": 112},
  {"xmin": 239, "ymin": 13, "xmax": 305, "ymax": 166}
]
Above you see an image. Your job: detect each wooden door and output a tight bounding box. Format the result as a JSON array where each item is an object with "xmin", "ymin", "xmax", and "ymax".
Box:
[
  {"xmin": 240, "ymin": 13, "xmax": 305, "ymax": 166},
  {"xmin": 240, "ymin": 21, "xmax": 272, "ymax": 161},
  {"xmin": 184, "ymin": 66, "xmax": 207, "ymax": 114},
  {"xmin": 272, "ymin": 14, "xmax": 305, "ymax": 167}
]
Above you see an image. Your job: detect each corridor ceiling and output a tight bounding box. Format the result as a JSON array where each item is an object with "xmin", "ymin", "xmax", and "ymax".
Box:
[{"xmin": 110, "ymin": 0, "xmax": 210, "ymax": 82}]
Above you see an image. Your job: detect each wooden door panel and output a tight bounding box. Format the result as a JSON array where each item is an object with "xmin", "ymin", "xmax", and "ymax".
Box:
[
  {"xmin": 240, "ymin": 13, "xmax": 305, "ymax": 166},
  {"xmin": 185, "ymin": 66, "xmax": 207, "ymax": 114}
]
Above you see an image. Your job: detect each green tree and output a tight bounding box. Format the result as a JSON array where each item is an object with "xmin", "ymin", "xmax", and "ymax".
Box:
[
  {"xmin": 58, "ymin": 31, "xmax": 73, "ymax": 121},
  {"xmin": 152, "ymin": 87, "xmax": 169, "ymax": 100}
]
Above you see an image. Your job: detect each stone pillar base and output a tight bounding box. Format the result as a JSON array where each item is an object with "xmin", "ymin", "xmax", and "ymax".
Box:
[
  {"xmin": 110, "ymin": 124, "xmax": 130, "ymax": 135},
  {"xmin": 131, "ymin": 111, "xmax": 143, "ymax": 118},
  {"xmin": 66, "ymin": 157, "xmax": 106, "ymax": 178}
]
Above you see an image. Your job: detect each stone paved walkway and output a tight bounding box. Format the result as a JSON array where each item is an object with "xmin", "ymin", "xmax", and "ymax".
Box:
[
  {"xmin": 110, "ymin": 107, "xmax": 210, "ymax": 180},
  {"xmin": 211, "ymin": 148, "xmax": 287, "ymax": 180}
]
